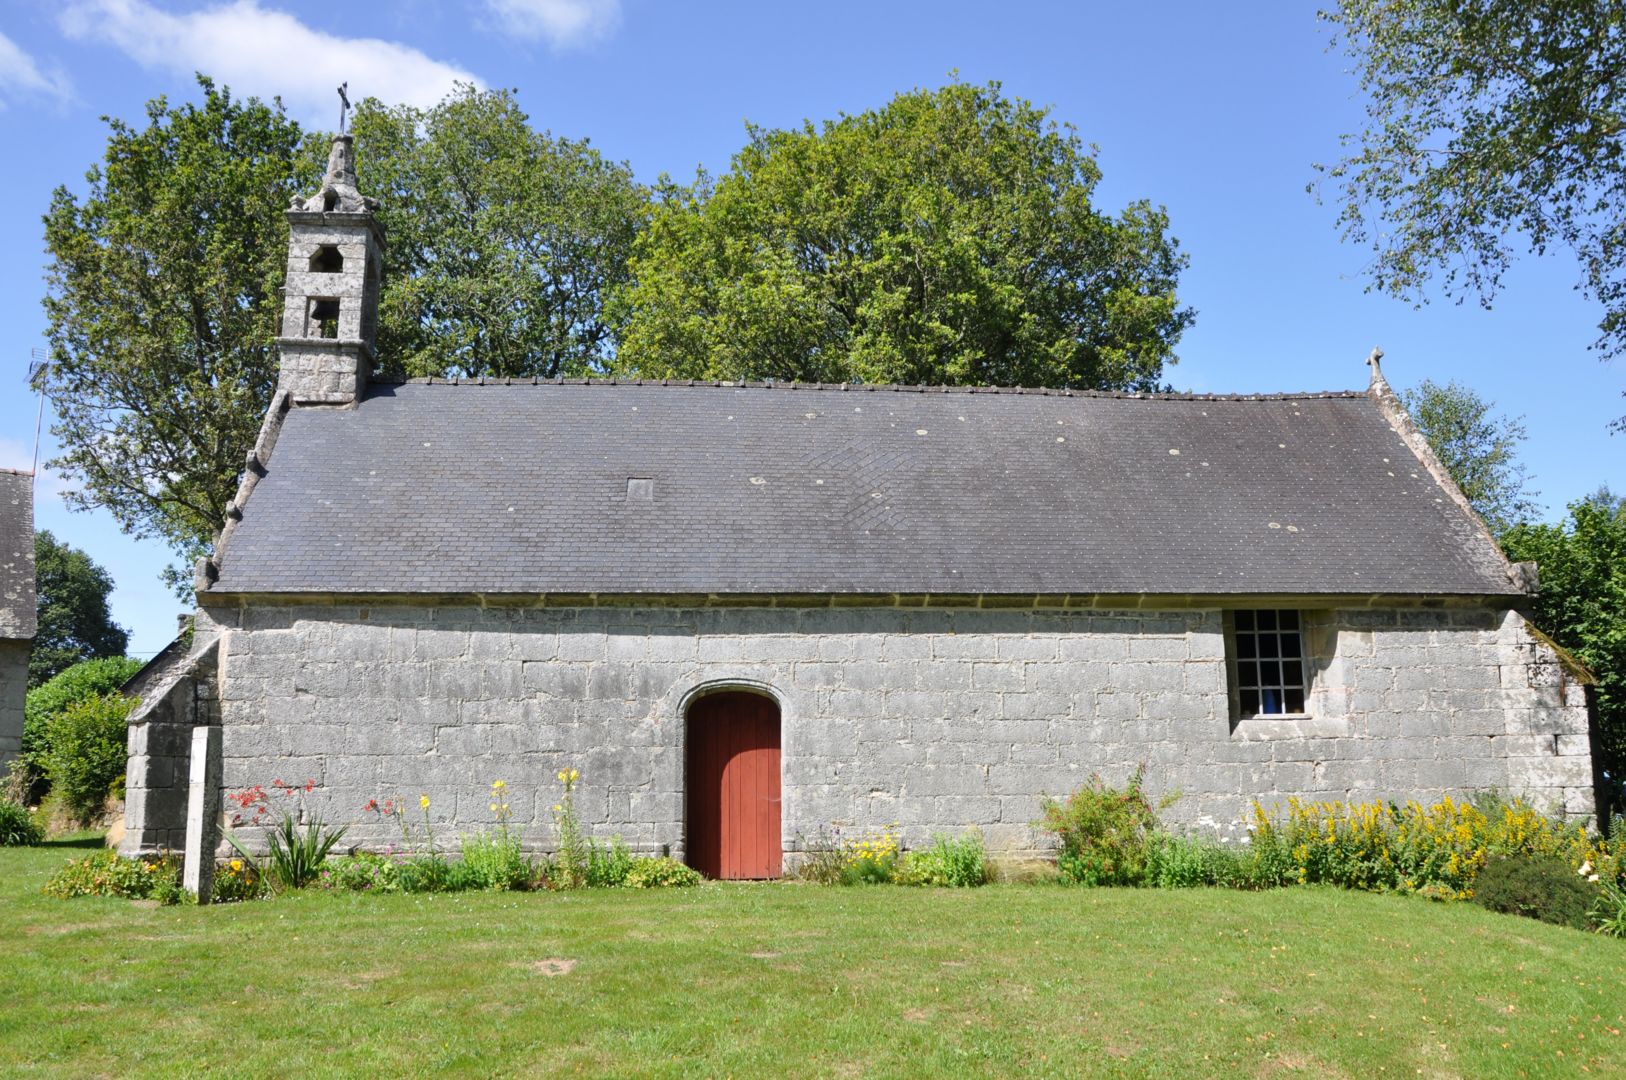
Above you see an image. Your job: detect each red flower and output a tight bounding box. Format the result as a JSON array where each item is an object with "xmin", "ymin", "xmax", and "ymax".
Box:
[
  {"xmin": 304, "ymin": 779, "xmax": 316, "ymax": 793},
  {"xmin": 363, "ymin": 798, "xmax": 379, "ymax": 813}
]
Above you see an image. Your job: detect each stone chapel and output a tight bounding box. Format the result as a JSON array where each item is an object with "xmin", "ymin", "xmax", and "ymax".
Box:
[{"xmin": 120, "ymin": 136, "xmax": 1601, "ymax": 879}]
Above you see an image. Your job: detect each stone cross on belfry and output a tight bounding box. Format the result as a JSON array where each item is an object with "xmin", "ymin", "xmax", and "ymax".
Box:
[{"xmin": 337, "ymin": 82, "xmax": 350, "ymax": 134}]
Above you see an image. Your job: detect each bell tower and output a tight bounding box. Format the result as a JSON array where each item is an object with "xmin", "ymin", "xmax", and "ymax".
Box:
[{"xmin": 277, "ymin": 134, "xmax": 384, "ymax": 405}]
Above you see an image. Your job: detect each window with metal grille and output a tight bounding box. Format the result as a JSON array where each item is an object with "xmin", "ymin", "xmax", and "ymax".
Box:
[{"xmin": 1232, "ymin": 610, "xmax": 1306, "ymax": 716}]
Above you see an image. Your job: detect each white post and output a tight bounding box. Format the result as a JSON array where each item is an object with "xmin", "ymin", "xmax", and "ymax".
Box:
[{"xmin": 182, "ymin": 725, "xmax": 222, "ymax": 902}]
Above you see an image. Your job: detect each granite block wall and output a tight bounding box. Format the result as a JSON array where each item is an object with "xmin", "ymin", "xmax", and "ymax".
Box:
[
  {"xmin": 144, "ymin": 601, "xmax": 1595, "ymax": 860},
  {"xmin": 0, "ymin": 638, "xmax": 27, "ymax": 770},
  {"xmin": 118, "ymin": 640, "xmax": 219, "ymax": 856}
]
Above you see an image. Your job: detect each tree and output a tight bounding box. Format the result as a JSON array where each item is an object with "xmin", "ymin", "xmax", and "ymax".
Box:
[
  {"xmin": 609, "ymin": 81, "xmax": 1193, "ymax": 389},
  {"xmin": 44, "ymin": 692, "xmax": 136, "ymax": 824},
  {"xmin": 42, "ymin": 79, "xmax": 648, "ymax": 587},
  {"xmin": 1501, "ymin": 491, "xmax": 1626, "ymax": 818},
  {"xmin": 351, "ymin": 85, "xmax": 647, "ymax": 379},
  {"xmin": 22, "ymin": 656, "xmax": 145, "ymax": 800},
  {"xmin": 1402, "ymin": 378, "xmax": 1538, "ymax": 533},
  {"xmin": 1317, "ymin": 1, "xmax": 1626, "ymax": 422},
  {"xmin": 30, "ymin": 531, "xmax": 129, "ymax": 687},
  {"xmin": 41, "ymin": 76, "xmax": 319, "ymax": 590}
]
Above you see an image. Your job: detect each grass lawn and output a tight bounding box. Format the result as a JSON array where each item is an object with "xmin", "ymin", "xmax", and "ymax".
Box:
[{"xmin": 2, "ymin": 839, "xmax": 1623, "ymax": 1078}]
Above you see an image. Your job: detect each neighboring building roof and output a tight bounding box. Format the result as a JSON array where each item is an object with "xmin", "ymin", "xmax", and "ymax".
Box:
[
  {"xmin": 0, "ymin": 469, "xmax": 36, "ymax": 638},
  {"xmin": 208, "ymin": 379, "xmax": 1523, "ymax": 599}
]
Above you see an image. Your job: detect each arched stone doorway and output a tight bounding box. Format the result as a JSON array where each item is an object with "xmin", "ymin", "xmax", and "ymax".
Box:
[{"xmin": 684, "ymin": 690, "xmax": 782, "ymax": 879}]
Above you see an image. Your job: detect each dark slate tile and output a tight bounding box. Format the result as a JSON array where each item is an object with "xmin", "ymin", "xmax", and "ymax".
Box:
[{"xmin": 209, "ymin": 383, "xmax": 1519, "ymax": 598}]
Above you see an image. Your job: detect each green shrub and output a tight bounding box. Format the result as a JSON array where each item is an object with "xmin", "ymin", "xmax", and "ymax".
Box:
[
  {"xmin": 1472, "ymin": 856, "xmax": 1597, "ymax": 930},
  {"xmin": 461, "ymin": 830, "xmax": 532, "ymax": 891},
  {"xmin": 838, "ymin": 831, "xmax": 900, "ymax": 885},
  {"xmin": 228, "ymin": 813, "xmax": 348, "ymax": 891},
  {"xmin": 585, "ymin": 837, "xmax": 633, "ymax": 887},
  {"xmin": 43, "ymin": 692, "xmax": 134, "ymax": 823},
  {"xmin": 212, "ymin": 857, "xmax": 267, "ymax": 902},
  {"xmin": 0, "ymin": 798, "xmax": 44, "ymax": 846},
  {"xmin": 454, "ymin": 778, "xmax": 532, "ymax": 890},
  {"xmin": 625, "ymin": 856, "xmax": 702, "ymax": 888},
  {"xmin": 550, "ymin": 767, "xmax": 587, "ymax": 888},
  {"xmin": 1039, "ymin": 768, "xmax": 1165, "ymax": 886},
  {"xmin": 1247, "ymin": 795, "xmax": 1621, "ymax": 899},
  {"xmin": 1145, "ymin": 834, "xmax": 1255, "ymax": 888},
  {"xmin": 23, "ymin": 657, "xmax": 144, "ymax": 789},
  {"xmin": 442, "ymin": 858, "xmax": 483, "ymax": 891},
  {"xmin": 794, "ymin": 829, "xmax": 849, "ymax": 885},
  {"xmin": 43, "ymin": 850, "xmax": 181, "ymax": 901},
  {"xmin": 895, "ymin": 833, "xmax": 990, "ymax": 887},
  {"xmin": 319, "ymin": 852, "xmax": 402, "ymax": 893},
  {"xmin": 3, "ymin": 759, "xmax": 29, "ymax": 804},
  {"xmin": 398, "ymin": 852, "xmax": 453, "ymax": 893},
  {"xmin": 1237, "ymin": 828, "xmax": 1298, "ymax": 889},
  {"xmin": 1593, "ymin": 877, "xmax": 1626, "ymax": 938}
]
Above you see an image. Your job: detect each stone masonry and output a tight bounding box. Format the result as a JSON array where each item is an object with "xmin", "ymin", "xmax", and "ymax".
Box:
[
  {"xmin": 0, "ymin": 640, "xmax": 27, "ymax": 769},
  {"xmin": 118, "ymin": 640, "xmax": 219, "ymax": 855},
  {"xmin": 275, "ymin": 134, "xmax": 382, "ymax": 407},
  {"xmin": 0, "ymin": 467, "xmax": 37, "ymax": 772},
  {"xmin": 141, "ymin": 600, "xmax": 1593, "ymax": 859}
]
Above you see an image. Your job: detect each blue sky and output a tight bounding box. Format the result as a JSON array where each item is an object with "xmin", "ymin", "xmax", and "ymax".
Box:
[{"xmin": 0, "ymin": 1, "xmax": 1620, "ymax": 659}]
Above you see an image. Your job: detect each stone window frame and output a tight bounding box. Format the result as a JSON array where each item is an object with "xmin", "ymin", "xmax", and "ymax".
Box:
[
  {"xmin": 1225, "ymin": 608, "xmax": 1352, "ymax": 740},
  {"xmin": 305, "ymin": 297, "xmax": 341, "ymax": 339},
  {"xmin": 308, "ymin": 244, "xmax": 345, "ymax": 273}
]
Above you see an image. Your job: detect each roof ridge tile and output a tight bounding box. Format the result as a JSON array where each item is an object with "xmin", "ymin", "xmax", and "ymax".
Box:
[{"xmin": 364, "ymin": 375, "xmax": 1364, "ymax": 402}]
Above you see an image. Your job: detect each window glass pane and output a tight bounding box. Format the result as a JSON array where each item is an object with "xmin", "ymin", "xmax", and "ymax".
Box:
[{"xmin": 1230, "ymin": 611, "xmax": 1309, "ymax": 720}]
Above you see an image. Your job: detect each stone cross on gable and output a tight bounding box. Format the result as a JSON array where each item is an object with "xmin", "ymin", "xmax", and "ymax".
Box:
[{"xmin": 338, "ymin": 82, "xmax": 350, "ymax": 135}]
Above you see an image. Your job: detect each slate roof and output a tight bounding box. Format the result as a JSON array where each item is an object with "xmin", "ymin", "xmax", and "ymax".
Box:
[
  {"xmin": 0, "ymin": 469, "xmax": 37, "ymax": 638},
  {"xmin": 208, "ymin": 380, "xmax": 1522, "ymax": 598}
]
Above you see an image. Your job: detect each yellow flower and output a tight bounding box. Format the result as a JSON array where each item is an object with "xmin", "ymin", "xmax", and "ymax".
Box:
[
  {"xmin": 557, "ymin": 769, "xmax": 568, "ymax": 782},
  {"xmin": 490, "ymin": 803, "xmax": 499, "ymax": 812},
  {"xmin": 420, "ymin": 795, "xmax": 430, "ymax": 810},
  {"xmin": 553, "ymin": 804, "xmax": 563, "ymax": 813},
  {"xmin": 493, "ymin": 780, "xmax": 506, "ymax": 790},
  {"xmin": 230, "ymin": 859, "xmax": 243, "ymax": 872},
  {"xmin": 569, "ymin": 768, "xmax": 580, "ymax": 782}
]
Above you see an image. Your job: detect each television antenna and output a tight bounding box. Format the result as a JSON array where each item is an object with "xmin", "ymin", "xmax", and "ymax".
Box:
[{"xmin": 26, "ymin": 348, "xmax": 49, "ymax": 481}]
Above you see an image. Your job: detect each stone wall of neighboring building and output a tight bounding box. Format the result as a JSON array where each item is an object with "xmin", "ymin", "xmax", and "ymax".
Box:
[
  {"xmin": 127, "ymin": 601, "xmax": 1595, "ymax": 858},
  {"xmin": 1, "ymin": 467, "xmax": 37, "ymax": 775},
  {"xmin": 118, "ymin": 639, "xmax": 219, "ymax": 856},
  {"xmin": 0, "ymin": 638, "xmax": 28, "ymax": 771}
]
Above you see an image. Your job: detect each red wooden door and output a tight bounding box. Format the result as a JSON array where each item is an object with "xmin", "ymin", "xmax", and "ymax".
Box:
[{"xmin": 686, "ymin": 692, "xmax": 782, "ymax": 879}]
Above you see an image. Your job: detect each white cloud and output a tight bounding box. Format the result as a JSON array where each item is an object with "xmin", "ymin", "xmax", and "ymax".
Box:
[
  {"xmin": 485, "ymin": 0, "xmax": 620, "ymax": 47},
  {"xmin": 58, "ymin": 1, "xmax": 481, "ymax": 122},
  {"xmin": 0, "ymin": 29, "xmax": 73, "ymax": 108}
]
